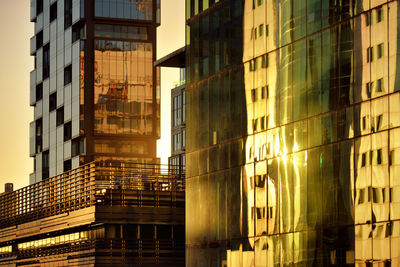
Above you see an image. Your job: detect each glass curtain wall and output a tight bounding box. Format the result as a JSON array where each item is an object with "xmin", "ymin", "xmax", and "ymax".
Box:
[{"xmin": 186, "ymin": 0, "xmax": 400, "ymax": 265}]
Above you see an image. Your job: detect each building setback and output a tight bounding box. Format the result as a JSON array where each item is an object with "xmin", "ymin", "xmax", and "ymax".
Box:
[
  {"xmin": 186, "ymin": 0, "xmax": 400, "ymax": 265},
  {"xmin": 29, "ymin": 0, "xmax": 161, "ymax": 184}
]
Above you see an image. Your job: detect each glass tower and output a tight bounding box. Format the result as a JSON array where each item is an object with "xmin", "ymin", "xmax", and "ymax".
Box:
[
  {"xmin": 186, "ymin": 0, "xmax": 400, "ymax": 265},
  {"xmin": 29, "ymin": 0, "xmax": 160, "ymax": 184}
]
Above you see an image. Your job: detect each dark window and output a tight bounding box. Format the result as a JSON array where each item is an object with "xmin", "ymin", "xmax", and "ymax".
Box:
[
  {"xmin": 36, "ymin": 83, "xmax": 43, "ymax": 101},
  {"xmin": 367, "ymin": 47, "xmax": 373, "ymax": 62},
  {"xmin": 37, "ymin": 0, "xmax": 43, "ymax": 15},
  {"xmin": 71, "ymin": 138, "xmax": 81, "ymax": 157},
  {"xmin": 366, "ymin": 82, "xmax": 373, "ymax": 98},
  {"xmin": 36, "ymin": 31, "xmax": 43, "ymax": 49},
  {"xmin": 42, "ymin": 150, "xmax": 49, "ymax": 179},
  {"xmin": 361, "ymin": 153, "xmax": 366, "ymax": 167},
  {"xmin": 64, "ymin": 0, "xmax": 72, "ymax": 29},
  {"xmin": 72, "ymin": 23, "xmax": 85, "ymax": 43},
  {"xmin": 43, "ymin": 44, "xmax": 50, "ymax": 79},
  {"xmin": 64, "ymin": 121, "xmax": 72, "ymax": 141},
  {"xmin": 376, "ymin": 78, "xmax": 384, "ymax": 92},
  {"xmin": 377, "ymin": 149, "xmax": 382, "ymax": 164},
  {"xmin": 49, "ymin": 92, "xmax": 57, "ymax": 111},
  {"xmin": 377, "ymin": 8, "xmax": 383, "ymax": 23},
  {"xmin": 64, "ymin": 65, "xmax": 72, "ymax": 85},
  {"xmin": 140, "ymin": 225, "xmax": 154, "ymax": 239},
  {"xmin": 157, "ymin": 225, "xmax": 171, "ymax": 240},
  {"xmin": 64, "ymin": 159, "xmax": 72, "ymax": 172},
  {"xmin": 377, "ymin": 43, "xmax": 384, "ymax": 59},
  {"xmin": 366, "ymin": 11, "xmax": 372, "ymax": 26},
  {"xmin": 251, "ymin": 89, "xmax": 256, "ymax": 102},
  {"xmin": 50, "ymin": 2, "xmax": 57, "ymax": 22},
  {"xmin": 56, "ymin": 107, "xmax": 64, "ymax": 126},
  {"xmin": 36, "ymin": 118, "xmax": 42, "ymax": 153}
]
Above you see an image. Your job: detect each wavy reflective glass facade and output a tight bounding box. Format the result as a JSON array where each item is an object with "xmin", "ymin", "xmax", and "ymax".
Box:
[{"xmin": 186, "ymin": 0, "xmax": 400, "ymax": 265}]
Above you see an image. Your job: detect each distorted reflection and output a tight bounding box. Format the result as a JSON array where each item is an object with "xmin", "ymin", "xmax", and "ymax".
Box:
[{"xmin": 185, "ymin": 0, "xmax": 400, "ymax": 265}]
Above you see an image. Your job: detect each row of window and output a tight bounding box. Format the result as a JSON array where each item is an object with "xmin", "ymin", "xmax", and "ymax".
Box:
[
  {"xmin": 18, "ymin": 231, "xmax": 88, "ymax": 250},
  {"xmin": 366, "ymin": 43, "xmax": 384, "ymax": 63},
  {"xmin": 173, "ymin": 91, "xmax": 186, "ymax": 127},
  {"xmin": 35, "ymin": 64, "xmax": 72, "ymax": 103},
  {"xmin": 251, "ymin": 24, "xmax": 269, "ymax": 40},
  {"xmin": 360, "ymin": 149, "xmax": 383, "ymax": 167},
  {"xmin": 173, "ymin": 130, "xmax": 186, "ymax": 152},
  {"xmin": 249, "ymin": 54, "xmax": 268, "ymax": 71},
  {"xmin": 357, "ymin": 186, "xmax": 390, "ymax": 204},
  {"xmin": 365, "ymin": 6, "xmax": 383, "ymax": 26},
  {"xmin": 250, "ymin": 86, "xmax": 268, "ymax": 102}
]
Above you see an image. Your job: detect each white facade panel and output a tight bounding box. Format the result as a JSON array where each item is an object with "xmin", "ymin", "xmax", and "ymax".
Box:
[
  {"xmin": 71, "ymin": 156, "xmax": 80, "ymax": 169},
  {"xmin": 31, "ymin": 0, "xmax": 37, "ymax": 21},
  {"xmin": 72, "ymin": 0, "xmax": 80, "ymax": 23},
  {"xmin": 35, "ymin": 13, "xmax": 43, "ymax": 34},
  {"xmin": 50, "ymin": 21, "xmax": 57, "ymax": 41},
  {"xmin": 30, "ymin": 36, "xmax": 36, "ymax": 55},
  {"xmin": 34, "ymin": 100, "xmax": 43, "ymax": 120},
  {"xmin": 30, "ymin": 121, "xmax": 35, "ymax": 157},
  {"xmin": 36, "ymin": 153, "xmax": 43, "ymax": 183},
  {"xmin": 43, "ymin": 25, "xmax": 50, "ymax": 45},
  {"xmin": 64, "ymin": 28, "xmax": 72, "ymax": 66},
  {"xmin": 29, "ymin": 173, "xmax": 36, "ymax": 185},
  {"xmin": 43, "ymin": 0, "xmax": 50, "ymax": 25},
  {"xmin": 64, "ymin": 140, "xmax": 71, "ymax": 159},
  {"xmin": 36, "ymin": 48, "xmax": 43, "ymax": 83},
  {"xmin": 64, "ymin": 84, "xmax": 72, "ymax": 121},
  {"xmin": 43, "ymin": 79, "xmax": 50, "ymax": 113},
  {"xmin": 72, "ymin": 114, "xmax": 79, "ymax": 138},
  {"xmin": 49, "ymin": 148, "xmax": 56, "ymax": 177},
  {"xmin": 43, "ymin": 113, "xmax": 50, "ymax": 150},
  {"xmin": 30, "ymin": 70, "xmax": 36, "ymax": 106}
]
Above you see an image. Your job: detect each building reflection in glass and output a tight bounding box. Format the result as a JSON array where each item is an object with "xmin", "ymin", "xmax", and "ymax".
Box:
[{"xmin": 186, "ymin": 0, "xmax": 400, "ymax": 265}]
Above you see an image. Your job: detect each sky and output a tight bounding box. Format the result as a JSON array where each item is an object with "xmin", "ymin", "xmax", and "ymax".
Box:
[{"xmin": 0, "ymin": 0, "xmax": 185, "ymax": 192}]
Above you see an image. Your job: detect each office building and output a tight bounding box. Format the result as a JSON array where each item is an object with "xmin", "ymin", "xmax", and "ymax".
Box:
[
  {"xmin": 186, "ymin": 0, "xmax": 400, "ymax": 265},
  {"xmin": 155, "ymin": 47, "xmax": 186, "ymax": 170},
  {"xmin": 29, "ymin": 0, "xmax": 161, "ymax": 184}
]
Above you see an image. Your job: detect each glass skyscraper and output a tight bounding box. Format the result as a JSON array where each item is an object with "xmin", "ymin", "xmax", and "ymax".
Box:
[
  {"xmin": 29, "ymin": 0, "xmax": 160, "ymax": 183},
  {"xmin": 186, "ymin": 0, "xmax": 400, "ymax": 265}
]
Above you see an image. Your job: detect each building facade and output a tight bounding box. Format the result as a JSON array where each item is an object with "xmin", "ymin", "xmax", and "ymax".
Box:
[
  {"xmin": 29, "ymin": 0, "xmax": 161, "ymax": 184},
  {"xmin": 154, "ymin": 47, "xmax": 187, "ymax": 170},
  {"xmin": 186, "ymin": 0, "xmax": 400, "ymax": 265}
]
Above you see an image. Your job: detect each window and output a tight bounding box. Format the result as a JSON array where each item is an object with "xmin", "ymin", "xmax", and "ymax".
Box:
[
  {"xmin": 377, "ymin": 8, "xmax": 383, "ymax": 23},
  {"xmin": 376, "ymin": 114, "xmax": 383, "ymax": 131},
  {"xmin": 251, "ymin": 89, "xmax": 257, "ymax": 102},
  {"xmin": 64, "ymin": 159, "xmax": 72, "ymax": 172},
  {"xmin": 365, "ymin": 11, "xmax": 372, "ymax": 26},
  {"xmin": 182, "ymin": 129, "xmax": 186, "ymax": 149},
  {"xmin": 261, "ymin": 54, "xmax": 268, "ymax": 68},
  {"xmin": 36, "ymin": 31, "xmax": 43, "ymax": 49},
  {"xmin": 37, "ymin": 0, "xmax": 43, "ymax": 15},
  {"xmin": 367, "ymin": 47, "xmax": 373, "ymax": 62},
  {"xmin": 182, "ymin": 91, "xmax": 186, "ymax": 122},
  {"xmin": 257, "ymin": 0, "xmax": 263, "ymax": 6},
  {"xmin": 56, "ymin": 107, "xmax": 64, "ymax": 126},
  {"xmin": 253, "ymin": 118, "xmax": 258, "ymax": 132},
  {"xmin": 36, "ymin": 83, "xmax": 43, "ymax": 101},
  {"xmin": 64, "ymin": 0, "xmax": 72, "ymax": 29},
  {"xmin": 361, "ymin": 153, "xmax": 366, "ymax": 167},
  {"xmin": 266, "ymin": 24, "xmax": 269, "ymax": 36},
  {"xmin": 377, "ymin": 43, "xmax": 384, "ymax": 59},
  {"xmin": 376, "ymin": 78, "xmax": 384, "ymax": 92},
  {"xmin": 261, "ymin": 116, "xmax": 265, "ymax": 130},
  {"xmin": 50, "ymin": 2, "xmax": 57, "ymax": 22},
  {"xmin": 249, "ymin": 59, "xmax": 256, "ymax": 71},
  {"xmin": 64, "ymin": 65, "xmax": 72, "ymax": 85},
  {"xmin": 49, "ymin": 92, "xmax": 57, "ymax": 111},
  {"xmin": 72, "ymin": 138, "xmax": 83, "ymax": 157},
  {"xmin": 366, "ymin": 82, "xmax": 373, "ymax": 98},
  {"xmin": 261, "ymin": 86, "xmax": 266, "ymax": 99},
  {"xmin": 259, "ymin": 24, "xmax": 264, "ymax": 37},
  {"xmin": 42, "ymin": 150, "xmax": 49, "ymax": 179},
  {"xmin": 43, "ymin": 44, "xmax": 50, "ymax": 79},
  {"xmin": 362, "ymin": 116, "xmax": 366, "ymax": 130},
  {"xmin": 64, "ymin": 121, "xmax": 72, "ymax": 141},
  {"xmin": 72, "ymin": 23, "xmax": 85, "ymax": 43},
  {"xmin": 266, "ymin": 85, "xmax": 269, "ymax": 98},
  {"xmin": 36, "ymin": 118, "xmax": 42, "ymax": 153},
  {"xmin": 254, "ymin": 28, "xmax": 257, "ymax": 40},
  {"xmin": 377, "ymin": 149, "xmax": 382, "ymax": 164}
]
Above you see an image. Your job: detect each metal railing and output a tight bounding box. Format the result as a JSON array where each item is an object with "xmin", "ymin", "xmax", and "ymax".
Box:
[{"xmin": 0, "ymin": 162, "xmax": 185, "ymax": 229}]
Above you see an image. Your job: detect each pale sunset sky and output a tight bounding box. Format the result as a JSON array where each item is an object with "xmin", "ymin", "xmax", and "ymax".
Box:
[{"xmin": 0, "ymin": 0, "xmax": 185, "ymax": 192}]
